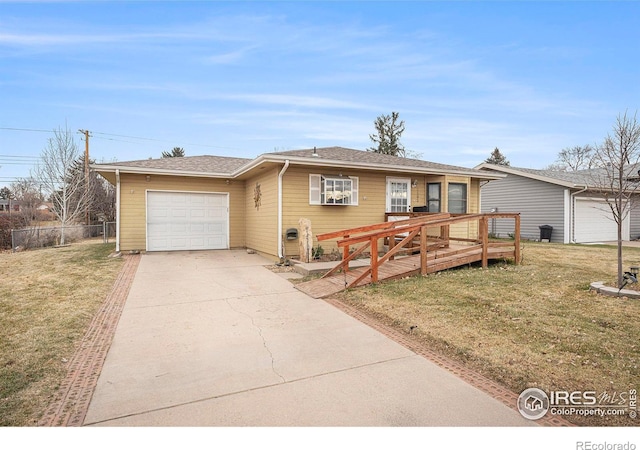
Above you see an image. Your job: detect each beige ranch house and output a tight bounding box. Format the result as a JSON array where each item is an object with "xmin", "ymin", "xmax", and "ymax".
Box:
[{"xmin": 93, "ymin": 147, "xmax": 502, "ymax": 261}]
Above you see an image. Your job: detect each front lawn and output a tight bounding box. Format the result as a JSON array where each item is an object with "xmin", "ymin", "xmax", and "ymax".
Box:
[
  {"xmin": 0, "ymin": 243, "xmax": 123, "ymax": 426},
  {"xmin": 336, "ymin": 242, "xmax": 640, "ymax": 426}
]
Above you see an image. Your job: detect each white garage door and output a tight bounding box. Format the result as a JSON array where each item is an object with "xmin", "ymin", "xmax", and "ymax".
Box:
[
  {"xmin": 147, "ymin": 191, "xmax": 228, "ymax": 251},
  {"xmin": 574, "ymin": 198, "xmax": 629, "ymax": 243}
]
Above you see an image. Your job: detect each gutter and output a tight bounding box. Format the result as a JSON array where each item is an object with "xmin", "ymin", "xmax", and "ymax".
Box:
[
  {"xmin": 277, "ymin": 160, "xmax": 290, "ymax": 260},
  {"xmin": 91, "ymin": 164, "xmax": 233, "ymax": 179},
  {"xmin": 570, "ymin": 185, "xmax": 588, "ymax": 243},
  {"xmin": 115, "ymin": 169, "xmax": 121, "ymax": 253}
]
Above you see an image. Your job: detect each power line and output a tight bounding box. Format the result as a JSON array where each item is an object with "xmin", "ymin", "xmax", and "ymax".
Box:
[
  {"xmin": 0, "ymin": 127, "xmax": 55, "ymax": 133},
  {"xmin": 0, "ymin": 160, "xmax": 34, "ymax": 166},
  {"xmin": 1, "ymin": 126, "xmax": 245, "ymax": 151},
  {"xmin": 91, "ymin": 131, "xmax": 243, "ymax": 151}
]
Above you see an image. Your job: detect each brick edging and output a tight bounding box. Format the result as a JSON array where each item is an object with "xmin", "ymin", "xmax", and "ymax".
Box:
[
  {"xmin": 322, "ymin": 297, "xmax": 573, "ymax": 427},
  {"xmin": 38, "ymin": 253, "xmax": 141, "ymax": 427}
]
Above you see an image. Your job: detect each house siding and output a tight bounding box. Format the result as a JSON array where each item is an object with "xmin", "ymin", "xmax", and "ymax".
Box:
[
  {"xmin": 118, "ymin": 173, "xmax": 245, "ymax": 251},
  {"xmin": 281, "ymin": 167, "xmax": 388, "ymax": 257},
  {"xmin": 480, "ymin": 173, "xmax": 566, "ymax": 243},
  {"xmin": 631, "ymin": 206, "xmax": 640, "ymax": 240},
  {"xmin": 244, "ymin": 168, "xmax": 279, "ymax": 257},
  {"xmin": 446, "ymin": 175, "xmax": 479, "ymax": 240},
  {"xmin": 280, "ymin": 168, "xmax": 480, "ymax": 257},
  {"xmin": 111, "ymin": 165, "xmax": 483, "ymax": 258}
]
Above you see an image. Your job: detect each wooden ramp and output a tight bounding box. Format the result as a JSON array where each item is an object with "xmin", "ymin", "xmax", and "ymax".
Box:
[
  {"xmin": 295, "ymin": 244, "xmax": 515, "ymax": 299},
  {"xmin": 294, "ymin": 213, "xmax": 521, "ymax": 299}
]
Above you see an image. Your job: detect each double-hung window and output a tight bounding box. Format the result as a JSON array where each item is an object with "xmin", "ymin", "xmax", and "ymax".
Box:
[
  {"xmin": 309, "ymin": 174, "xmax": 359, "ymax": 205},
  {"xmin": 447, "ymin": 183, "xmax": 467, "ymax": 214}
]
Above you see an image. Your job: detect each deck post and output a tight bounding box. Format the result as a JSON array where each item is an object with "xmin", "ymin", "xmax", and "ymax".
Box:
[
  {"xmin": 370, "ymin": 236, "xmax": 378, "ymax": 283},
  {"xmin": 343, "ymin": 235, "xmax": 350, "ymax": 272},
  {"xmin": 480, "ymin": 216, "xmax": 489, "ymax": 269},
  {"xmin": 514, "ymin": 214, "xmax": 521, "ymax": 265},
  {"xmin": 420, "ymin": 225, "xmax": 428, "ymax": 275},
  {"xmin": 442, "ymin": 224, "xmax": 450, "ymax": 247}
]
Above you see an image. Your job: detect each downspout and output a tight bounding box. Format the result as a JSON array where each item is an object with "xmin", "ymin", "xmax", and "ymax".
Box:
[
  {"xmin": 570, "ymin": 185, "xmax": 588, "ymax": 243},
  {"xmin": 115, "ymin": 169, "xmax": 121, "ymax": 253},
  {"xmin": 277, "ymin": 160, "xmax": 290, "ymax": 260}
]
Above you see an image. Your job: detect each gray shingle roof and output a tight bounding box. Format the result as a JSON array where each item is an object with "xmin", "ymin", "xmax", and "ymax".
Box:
[
  {"xmin": 504, "ymin": 166, "xmax": 595, "ymax": 185},
  {"xmin": 480, "ymin": 163, "xmax": 640, "ymax": 189},
  {"xmin": 97, "ymin": 155, "xmax": 252, "ymax": 175},
  {"xmin": 94, "ymin": 146, "xmax": 494, "ymax": 178},
  {"xmin": 268, "ymin": 146, "xmax": 487, "ymax": 174}
]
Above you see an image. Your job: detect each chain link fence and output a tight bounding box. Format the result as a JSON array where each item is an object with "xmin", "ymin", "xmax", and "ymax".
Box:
[{"xmin": 11, "ymin": 222, "xmax": 116, "ymax": 252}]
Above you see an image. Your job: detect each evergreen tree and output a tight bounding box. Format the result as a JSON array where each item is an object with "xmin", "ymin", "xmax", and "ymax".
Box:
[
  {"xmin": 368, "ymin": 112, "xmax": 406, "ymax": 157},
  {"xmin": 0, "ymin": 187, "xmax": 11, "ymax": 200},
  {"xmin": 485, "ymin": 147, "xmax": 510, "ymax": 166},
  {"xmin": 162, "ymin": 147, "xmax": 185, "ymax": 158}
]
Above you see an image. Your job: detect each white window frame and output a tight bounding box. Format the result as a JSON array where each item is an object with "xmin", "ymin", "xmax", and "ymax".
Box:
[
  {"xmin": 309, "ymin": 174, "xmax": 359, "ymax": 206},
  {"xmin": 386, "ymin": 177, "xmax": 412, "ymax": 213}
]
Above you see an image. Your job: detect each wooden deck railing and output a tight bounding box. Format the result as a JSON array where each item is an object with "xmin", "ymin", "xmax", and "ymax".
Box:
[{"xmin": 315, "ymin": 213, "xmax": 521, "ymax": 284}]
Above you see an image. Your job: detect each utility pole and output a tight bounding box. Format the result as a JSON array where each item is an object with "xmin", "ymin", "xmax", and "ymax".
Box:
[{"xmin": 79, "ymin": 129, "xmax": 91, "ymax": 225}]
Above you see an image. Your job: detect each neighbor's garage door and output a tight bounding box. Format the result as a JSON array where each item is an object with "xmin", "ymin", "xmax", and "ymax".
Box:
[
  {"xmin": 574, "ymin": 198, "xmax": 629, "ymax": 243},
  {"xmin": 147, "ymin": 191, "xmax": 228, "ymax": 251}
]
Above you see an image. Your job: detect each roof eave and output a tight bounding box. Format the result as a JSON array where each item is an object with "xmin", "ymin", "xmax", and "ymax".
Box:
[
  {"xmin": 91, "ymin": 164, "xmax": 233, "ymax": 179},
  {"xmin": 475, "ymin": 163, "xmax": 580, "ymax": 188}
]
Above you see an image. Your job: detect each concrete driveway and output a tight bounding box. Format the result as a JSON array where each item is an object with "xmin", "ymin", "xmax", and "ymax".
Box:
[{"xmin": 84, "ymin": 250, "xmax": 531, "ymax": 426}]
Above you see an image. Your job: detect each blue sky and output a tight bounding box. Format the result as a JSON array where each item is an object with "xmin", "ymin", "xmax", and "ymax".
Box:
[{"xmin": 1, "ymin": 1, "xmax": 639, "ymax": 188}]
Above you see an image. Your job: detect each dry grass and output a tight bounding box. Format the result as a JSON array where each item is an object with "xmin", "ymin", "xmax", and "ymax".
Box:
[
  {"xmin": 336, "ymin": 242, "xmax": 640, "ymax": 426},
  {"xmin": 0, "ymin": 243, "xmax": 123, "ymax": 426}
]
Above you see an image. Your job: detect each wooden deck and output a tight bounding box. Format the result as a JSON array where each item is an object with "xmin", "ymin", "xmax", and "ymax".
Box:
[
  {"xmin": 295, "ymin": 243, "xmax": 516, "ymax": 298},
  {"xmin": 294, "ymin": 213, "xmax": 520, "ymax": 299}
]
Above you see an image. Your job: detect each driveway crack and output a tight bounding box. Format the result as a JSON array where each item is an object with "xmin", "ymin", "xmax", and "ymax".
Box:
[{"xmin": 224, "ymin": 299, "xmax": 286, "ymax": 383}]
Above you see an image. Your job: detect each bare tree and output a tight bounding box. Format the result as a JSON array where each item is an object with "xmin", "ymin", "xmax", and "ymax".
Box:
[
  {"xmin": 33, "ymin": 126, "xmax": 92, "ymax": 245},
  {"xmin": 90, "ymin": 172, "xmax": 116, "ymax": 222},
  {"xmin": 590, "ymin": 111, "xmax": 640, "ymax": 287},
  {"xmin": 10, "ymin": 177, "xmax": 43, "ymax": 224},
  {"xmin": 546, "ymin": 145, "xmax": 595, "ymax": 171}
]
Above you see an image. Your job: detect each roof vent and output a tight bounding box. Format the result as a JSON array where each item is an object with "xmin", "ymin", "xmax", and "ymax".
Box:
[{"xmin": 312, "ymin": 146, "xmax": 319, "ymax": 157}]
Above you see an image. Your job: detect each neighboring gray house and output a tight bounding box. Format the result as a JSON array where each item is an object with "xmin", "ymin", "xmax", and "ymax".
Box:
[{"xmin": 476, "ymin": 163, "xmax": 640, "ymax": 244}]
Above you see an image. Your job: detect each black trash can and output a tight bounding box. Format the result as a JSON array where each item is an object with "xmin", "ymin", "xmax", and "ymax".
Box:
[{"xmin": 539, "ymin": 225, "xmax": 553, "ymax": 241}]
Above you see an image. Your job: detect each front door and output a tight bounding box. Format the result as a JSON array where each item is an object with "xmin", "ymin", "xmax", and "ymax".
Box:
[{"xmin": 386, "ymin": 178, "xmax": 411, "ymax": 213}]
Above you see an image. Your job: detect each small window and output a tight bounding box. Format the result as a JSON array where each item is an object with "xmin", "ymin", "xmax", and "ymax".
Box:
[
  {"xmin": 309, "ymin": 174, "xmax": 359, "ymax": 205},
  {"xmin": 427, "ymin": 183, "xmax": 441, "ymax": 212},
  {"xmin": 448, "ymin": 183, "xmax": 467, "ymax": 214}
]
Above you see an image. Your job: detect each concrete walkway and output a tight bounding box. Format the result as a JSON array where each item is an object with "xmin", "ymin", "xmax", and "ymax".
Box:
[{"xmin": 84, "ymin": 250, "xmax": 532, "ymax": 426}]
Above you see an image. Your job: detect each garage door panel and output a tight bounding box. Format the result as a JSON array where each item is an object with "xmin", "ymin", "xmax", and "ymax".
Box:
[
  {"xmin": 189, "ymin": 223, "xmax": 205, "ymax": 233},
  {"xmin": 148, "ymin": 208, "xmax": 169, "ymax": 219},
  {"xmin": 171, "ymin": 208, "xmax": 188, "ymax": 219},
  {"xmin": 206, "ymin": 222, "xmax": 226, "ymax": 234},
  {"xmin": 147, "ymin": 191, "xmax": 229, "ymax": 251},
  {"xmin": 207, "ymin": 235, "xmax": 226, "ymax": 247}
]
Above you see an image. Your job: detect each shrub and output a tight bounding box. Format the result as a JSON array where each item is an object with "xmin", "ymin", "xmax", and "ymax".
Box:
[{"xmin": 0, "ymin": 215, "xmax": 30, "ymax": 250}]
